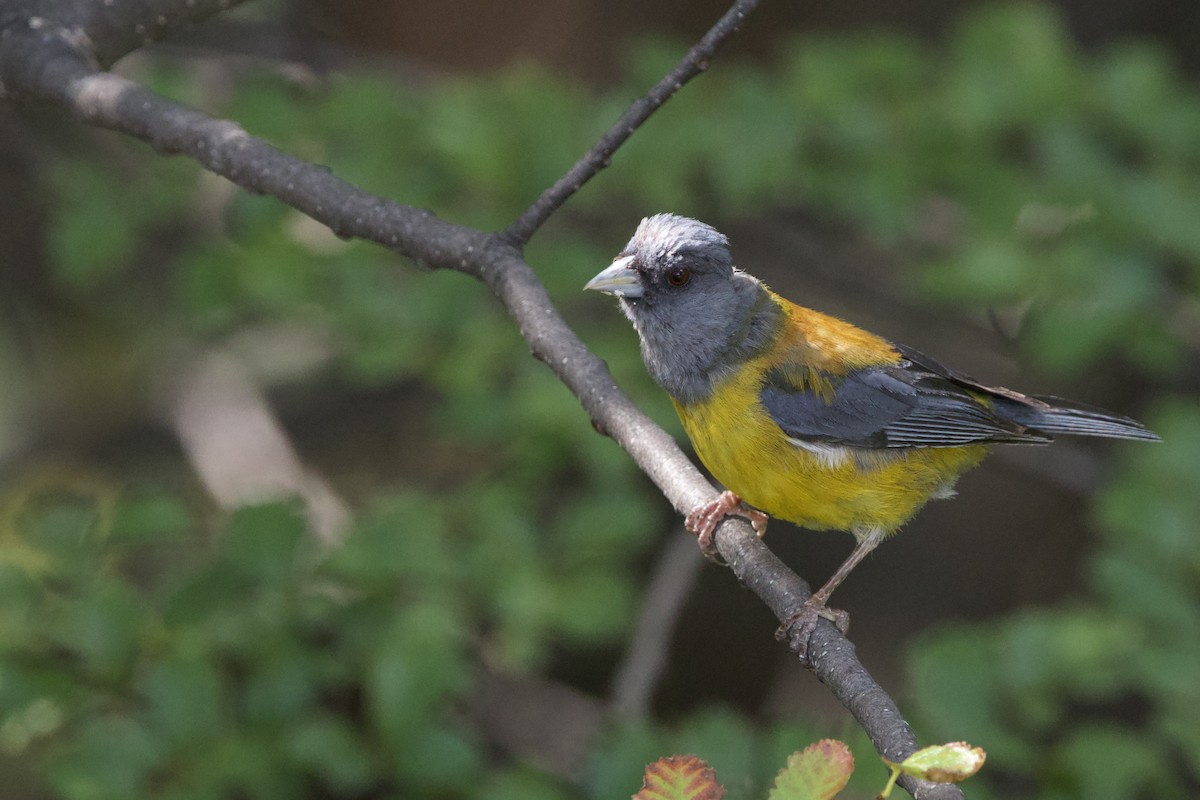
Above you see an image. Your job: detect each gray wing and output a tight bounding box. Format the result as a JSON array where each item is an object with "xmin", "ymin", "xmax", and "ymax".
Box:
[{"xmin": 759, "ymin": 348, "xmax": 1052, "ymax": 449}]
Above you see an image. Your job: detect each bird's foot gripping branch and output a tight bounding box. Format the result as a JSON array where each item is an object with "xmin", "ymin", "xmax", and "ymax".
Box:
[{"xmin": 681, "ymin": 490, "xmax": 769, "ymax": 556}]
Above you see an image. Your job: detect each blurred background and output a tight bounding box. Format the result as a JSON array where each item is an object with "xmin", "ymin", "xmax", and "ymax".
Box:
[{"xmin": 1, "ymin": 0, "xmax": 1198, "ymax": 797}]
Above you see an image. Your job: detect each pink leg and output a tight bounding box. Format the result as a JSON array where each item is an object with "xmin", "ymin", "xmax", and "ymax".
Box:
[
  {"xmin": 684, "ymin": 491, "xmax": 769, "ymax": 558},
  {"xmin": 775, "ymin": 527, "xmax": 885, "ymax": 661}
]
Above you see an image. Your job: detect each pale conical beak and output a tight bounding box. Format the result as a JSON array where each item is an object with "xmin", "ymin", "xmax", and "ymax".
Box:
[{"xmin": 584, "ymin": 255, "xmax": 643, "ymax": 298}]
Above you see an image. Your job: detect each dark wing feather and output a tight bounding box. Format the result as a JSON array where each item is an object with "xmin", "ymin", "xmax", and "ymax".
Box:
[
  {"xmin": 895, "ymin": 345, "xmax": 1160, "ymax": 441},
  {"xmin": 760, "ymin": 350, "xmax": 1051, "ymax": 449}
]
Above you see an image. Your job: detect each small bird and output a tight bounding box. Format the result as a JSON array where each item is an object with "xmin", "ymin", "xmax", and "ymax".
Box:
[{"xmin": 585, "ymin": 213, "xmax": 1159, "ymax": 656}]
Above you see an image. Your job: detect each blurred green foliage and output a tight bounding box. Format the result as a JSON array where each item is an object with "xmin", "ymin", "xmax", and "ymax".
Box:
[
  {"xmin": 0, "ymin": 484, "xmax": 650, "ymax": 799},
  {"xmin": 2, "ymin": 1, "xmax": 1198, "ymax": 798},
  {"xmin": 611, "ymin": 3, "xmax": 1198, "ymax": 376},
  {"xmin": 910, "ymin": 400, "xmax": 1200, "ymax": 800}
]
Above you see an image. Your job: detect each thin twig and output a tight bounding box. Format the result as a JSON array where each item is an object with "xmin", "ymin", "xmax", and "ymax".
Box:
[{"xmin": 501, "ymin": 0, "xmax": 763, "ymax": 246}]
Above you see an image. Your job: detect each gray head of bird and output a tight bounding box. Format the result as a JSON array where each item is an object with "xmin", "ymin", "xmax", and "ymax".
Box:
[{"xmin": 585, "ymin": 213, "xmax": 781, "ymax": 404}]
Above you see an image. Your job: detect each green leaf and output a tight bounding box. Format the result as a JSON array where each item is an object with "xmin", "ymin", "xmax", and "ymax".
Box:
[
  {"xmin": 328, "ymin": 493, "xmax": 458, "ymax": 590},
  {"xmin": 1055, "ymin": 726, "xmax": 1170, "ymax": 800},
  {"xmin": 162, "ymin": 564, "xmax": 247, "ymax": 627},
  {"xmin": 140, "ymin": 654, "xmax": 224, "ymax": 744},
  {"xmin": 53, "ymin": 581, "xmax": 144, "ymax": 678},
  {"xmin": 224, "ymin": 503, "xmax": 307, "ymax": 583},
  {"xmin": 16, "ymin": 493, "xmax": 107, "ymax": 577},
  {"xmin": 548, "ymin": 567, "xmax": 634, "ymax": 641},
  {"xmin": 48, "ymin": 715, "xmax": 164, "ymax": 800},
  {"xmin": 393, "ymin": 723, "xmax": 482, "ymax": 791},
  {"xmin": 885, "ymin": 742, "xmax": 985, "ymax": 783},
  {"xmin": 768, "ymin": 740, "xmax": 854, "ymax": 800},
  {"xmin": 242, "ymin": 650, "xmax": 315, "ymax": 723},
  {"xmin": 284, "ymin": 715, "xmax": 374, "ymax": 793},
  {"xmin": 0, "ymin": 565, "xmax": 49, "ymax": 653},
  {"xmin": 480, "ymin": 767, "xmax": 571, "ymax": 800},
  {"xmin": 366, "ymin": 604, "xmax": 469, "ymax": 745},
  {"xmin": 109, "ymin": 491, "xmax": 192, "ymax": 545}
]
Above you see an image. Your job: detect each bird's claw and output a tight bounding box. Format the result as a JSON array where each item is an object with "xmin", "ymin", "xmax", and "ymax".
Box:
[
  {"xmin": 774, "ymin": 598, "xmax": 851, "ymax": 662},
  {"xmin": 685, "ymin": 491, "xmax": 769, "ymax": 559}
]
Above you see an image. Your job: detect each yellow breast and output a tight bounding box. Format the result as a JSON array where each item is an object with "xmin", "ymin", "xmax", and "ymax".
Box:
[{"xmin": 673, "ymin": 362, "xmax": 986, "ymax": 536}]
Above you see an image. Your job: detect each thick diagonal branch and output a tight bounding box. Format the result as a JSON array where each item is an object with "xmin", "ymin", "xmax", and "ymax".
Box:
[
  {"xmin": 0, "ymin": 0, "xmax": 251, "ymax": 71},
  {"xmin": 0, "ymin": 3, "xmax": 961, "ymax": 797}
]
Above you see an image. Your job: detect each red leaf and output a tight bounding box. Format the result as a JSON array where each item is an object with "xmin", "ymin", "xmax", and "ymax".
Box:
[{"xmin": 634, "ymin": 754, "xmax": 725, "ymax": 800}]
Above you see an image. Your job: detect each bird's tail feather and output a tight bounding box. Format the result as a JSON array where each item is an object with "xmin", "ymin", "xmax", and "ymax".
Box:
[{"xmin": 1010, "ymin": 395, "xmax": 1161, "ymax": 441}]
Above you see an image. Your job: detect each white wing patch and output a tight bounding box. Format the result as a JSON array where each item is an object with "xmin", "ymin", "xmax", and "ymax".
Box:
[{"xmin": 787, "ymin": 438, "xmax": 853, "ymax": 469}]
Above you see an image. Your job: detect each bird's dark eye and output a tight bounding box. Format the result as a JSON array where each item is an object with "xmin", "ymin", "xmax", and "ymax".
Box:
[{"xmin": 666, "ymin": 267, "xmax": 691, "ymax": 287}]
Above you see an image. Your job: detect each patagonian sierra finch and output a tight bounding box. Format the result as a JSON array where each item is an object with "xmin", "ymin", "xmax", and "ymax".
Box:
[{"xmin": 585, "ymin": 213, "xmax": 1159, "ymax": 655}]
